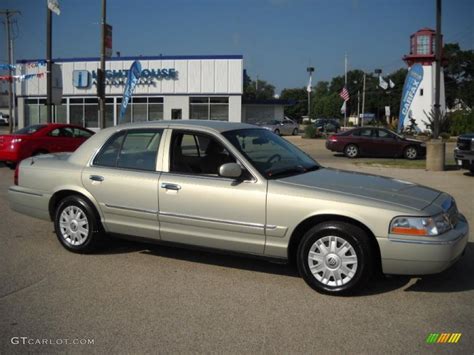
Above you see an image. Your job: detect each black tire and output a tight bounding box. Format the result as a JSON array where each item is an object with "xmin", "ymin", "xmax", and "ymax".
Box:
[
  {"xmin": 297, "ymin": 221, "xmax": 374, "ymax": 295},
  {"xmin": 5, "ymin": 162, "xmax": 16, "ymax": 170},
  {"xmin": 469, "ymin": 168, "xmax": 474, "ymax": 175},
  {"xmin": 344, "ymin": 144, "xmax": 359, "ymax": 158},
  {"xmin": 274, "ymin": 129, "xmax": 280, "ymax": 136},
  {"xmin": 32, "ymin": 149, "xmax": 48, "ymax": 156},
  {"xmin": 404, "ymin": 146, "xmax": 418, "ymax": 160},
  {"xmin": 54, "ymin": 195, "xmax": 104, "ymax": 253},
  {"xmin": 292, "ymin": 128, "xmax": 299, "ymax": 135}
]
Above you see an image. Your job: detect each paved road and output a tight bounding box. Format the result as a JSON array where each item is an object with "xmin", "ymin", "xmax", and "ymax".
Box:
[{"xmin": 0, "ymin": 137, "xmax": 473, "ymax": 354}]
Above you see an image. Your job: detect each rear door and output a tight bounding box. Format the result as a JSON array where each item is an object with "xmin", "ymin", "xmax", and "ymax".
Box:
[
  {"xmin": 72, "ymin": 127, "xmax": 94, "ymax": 150},
  {"xmin": 43, "ymin": 127, "xmax": 77, "ymax": 153},
  {"xmin": 81, "ymin": 129, "xmax": 164, "ymax": 239},
  {"xmin": 351, "ymin": 128, "xmax": 375, "ymax": 155}
]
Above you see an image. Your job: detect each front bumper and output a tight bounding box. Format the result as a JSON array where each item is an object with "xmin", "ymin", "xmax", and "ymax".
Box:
[
  {"xmin": 378, "ymin": 215, "xmax": 469, "ymax": 275},
  {"xmin": 454, "ymin": 148, "xmax": 474, "ymax": 170}
]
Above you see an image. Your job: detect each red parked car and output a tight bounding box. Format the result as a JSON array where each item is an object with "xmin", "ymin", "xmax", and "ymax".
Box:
[
  {"xmin": 325, "ymin": 127, "xmax": 426, "ymax": 160},
  {"xmin": 0, "ymin": 123, "xmax": 94, "ymax": 168}
]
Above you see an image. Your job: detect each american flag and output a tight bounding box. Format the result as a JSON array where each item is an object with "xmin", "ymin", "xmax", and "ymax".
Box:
[{"xmin": 339, "ymin": 87, "xmax": 350, "ymax": 101}]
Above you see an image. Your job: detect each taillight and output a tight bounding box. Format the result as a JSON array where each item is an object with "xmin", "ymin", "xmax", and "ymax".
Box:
[
  {"xmin": 14, "ymin": 164, "xmax": 19, "ymax": 185},
  {"xmin": 328, "ymin": 135, "xmax": 338, "ymax": 142}
]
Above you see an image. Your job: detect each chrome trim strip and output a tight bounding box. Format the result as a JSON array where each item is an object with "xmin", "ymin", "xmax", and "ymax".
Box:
[
  {"xmin": 388, "ymin": 233, "xmax": 466, "ymax": 245},
  {"xmin": 159, "ymin": 211, "xmax": 265, "ymax": 229},
  {"xmin": 105, "ymin": 204, "xmax": 158, "ymax": 214},
  {"xmin": 266, "ymin": 225, "xmax": 277, "ymax": 230},
  {"xmin": 8, "ymin": 188, "xmax": 43, "ymax": 197}
]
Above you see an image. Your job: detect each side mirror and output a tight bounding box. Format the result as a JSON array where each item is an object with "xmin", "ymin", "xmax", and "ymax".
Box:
[{"xmin": 219, "ymin": 163, "xmax": 242, "ymax": 179}]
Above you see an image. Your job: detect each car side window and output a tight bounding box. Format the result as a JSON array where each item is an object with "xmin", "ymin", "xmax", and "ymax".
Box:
[
  {"xmin": 359, "ymin": 129, "xmax": 373, "ymax": 137},
  {"xmin": 49, "ymin": 127, "xmax": 74, "ymax": 137},
  {"xmin": 378, "ymin": 130, "xmax": 395, "ymax": 139},
  {"xmin": 74, "ymin": 128, "xmax": 93, "ymax": 138},
  {"xmin": 93, "ymin": 129, "xmax": 162, "ymax": 171},
  {"xmin": 170, "ymin": 131, "xmax": 236, "ymax": 176}
]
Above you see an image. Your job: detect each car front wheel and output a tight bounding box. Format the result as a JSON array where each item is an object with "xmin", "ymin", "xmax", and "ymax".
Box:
[
  {"xmin": 292, "ymin": 128, "xmax": 299, "ymax": 135},
  {"xmin": 297, "ymin": 222, "xmax": 374, "ymax": 295},
  {"xmin": 404, "ymin": 146, "xmax": 418, "ymax": 160},
  {"xmin": 54, "ymin": 195, "xmax": 104, "ymax": 253}
]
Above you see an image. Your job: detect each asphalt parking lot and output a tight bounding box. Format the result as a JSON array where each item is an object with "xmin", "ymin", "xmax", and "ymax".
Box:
[{"xmin": 1, "ymin": 135, "xmax": 473, "ymax": 353}]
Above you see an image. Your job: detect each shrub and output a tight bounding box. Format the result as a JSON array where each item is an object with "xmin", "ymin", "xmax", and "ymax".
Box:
[
  {"xmin": 449, "ymin": 110, "xmax": 474, "ymax": 136},
  {"xmin": 303, "ymin": 125, "xmax": 321, "ymax": 139},
  {"xmin": 439, "ymin": 132, "xmax": 451, "ymax": 141}
]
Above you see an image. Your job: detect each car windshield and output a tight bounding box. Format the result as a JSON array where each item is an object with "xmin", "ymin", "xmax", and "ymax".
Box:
[
  {"xmin": 222, "ymin": 128, "xmax": 319, "ymax": 179},
  {"xmin": 14, "ymin": 124, "xmax": 47, "ymax": 135}
]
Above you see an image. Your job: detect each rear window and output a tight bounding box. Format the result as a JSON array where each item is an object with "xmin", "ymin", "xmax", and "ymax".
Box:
[{"xmin": 14, "ymin": 124, "xmax": 47, "ymax": 135}]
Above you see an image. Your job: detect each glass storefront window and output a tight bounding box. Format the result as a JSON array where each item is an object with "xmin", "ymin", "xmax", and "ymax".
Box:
[
  {"xmin": 149, "ymin": 104, "xmax": 163, "ymax": 120},
  {"xmin": 70, "ymin": 105, "xmax": 83, "ymax": 126},
  {"xmin": 190, "ymin": 97, "xmax": 229, "ymax": 120},
  {"xmin": 85, "ymin": 104, "xmax": 99, "ymax": 128},
  {"xmin": 133, "ymin": 104, "xmax": 147, "ymax": 122}
]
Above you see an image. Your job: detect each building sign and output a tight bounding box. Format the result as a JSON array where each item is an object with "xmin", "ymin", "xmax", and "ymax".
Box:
[{"xmin": 72, "ymin": 68, "xmax": 178, "ymax": 88}]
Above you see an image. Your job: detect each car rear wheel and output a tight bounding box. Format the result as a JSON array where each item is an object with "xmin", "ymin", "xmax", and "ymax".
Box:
[
  {"xmin": 344, "ymin": 144, "xmax": 359, "ymax": 158},
  {"xmin": 404, "ymin": 146, "xmax": 418, "ymax": 160},
  {"xmin": 297, "ymin": 222, "xmax": 374, "ymax": 295},
  {"xmin": 54, "ymin": 195, "xmax": 104, "ymax": 253},
  {"xmin": 292, "ymin": 128, "xmax": 299, "ymax": 135}
]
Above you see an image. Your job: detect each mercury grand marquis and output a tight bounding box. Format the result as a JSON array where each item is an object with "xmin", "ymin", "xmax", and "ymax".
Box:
[{"xmin": 8, "ymin": 121, "xmax": 469, "ymax": 294}]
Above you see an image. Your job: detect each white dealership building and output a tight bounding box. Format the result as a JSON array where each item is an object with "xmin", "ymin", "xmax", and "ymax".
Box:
[{"xmin": 15, "ymin": 54, "xmax": 287, "ymax": 129}]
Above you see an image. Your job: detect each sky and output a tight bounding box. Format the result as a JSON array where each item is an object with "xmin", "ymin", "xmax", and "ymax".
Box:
[{"xmin": 0, "ymin": 0, "xmax": 473, "ymax": 93}]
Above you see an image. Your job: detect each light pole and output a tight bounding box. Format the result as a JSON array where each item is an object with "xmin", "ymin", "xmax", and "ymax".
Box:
[
  {"xmin": 306, "ymin": 67, "xmax": 314, "ymax": 118},
  {"xmin": 98, "ymin": 0, "xmax": 107, "ymax": 129}
]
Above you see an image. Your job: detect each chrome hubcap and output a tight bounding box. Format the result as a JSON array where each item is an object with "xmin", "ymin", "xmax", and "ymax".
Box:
[
  {"xmin": 59, "ymin": 206, "xmax": 89, "ymax": 246},
  {"xmin": 308, "ymin": 236, "xmax": 358, "ymax": 287},
  {"xmin": 346, "ymin": 146, "xmax": 357, "ymax": 157}
]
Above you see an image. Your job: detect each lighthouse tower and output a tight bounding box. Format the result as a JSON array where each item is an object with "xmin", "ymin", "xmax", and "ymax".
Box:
[{"xmin": 402, "ymin": 28, "xmax": 446, "ymax": 132}]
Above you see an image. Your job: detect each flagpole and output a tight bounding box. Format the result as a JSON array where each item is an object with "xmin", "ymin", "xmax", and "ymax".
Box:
[
  {"xmin": 361, "ymin": 73, "xmax": 366, "ymax": 127},
  {"xmin": 344, "ymin": 54, "xmax": 347, "ymax": 127}
]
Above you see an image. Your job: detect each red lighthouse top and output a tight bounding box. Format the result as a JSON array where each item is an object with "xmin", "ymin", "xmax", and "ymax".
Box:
[{"xmin": 403, "ymin": 28, "xmax": 443, "ymax": 66}]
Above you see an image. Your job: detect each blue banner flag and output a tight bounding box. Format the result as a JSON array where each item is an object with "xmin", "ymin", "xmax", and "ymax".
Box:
[
  {"xmin": 398, "ymin": 64, "xmax": 423, "ymax": 132},
  {"xmin": 119, "ymin": 60, "xmax": 142, "ymax": 121}
]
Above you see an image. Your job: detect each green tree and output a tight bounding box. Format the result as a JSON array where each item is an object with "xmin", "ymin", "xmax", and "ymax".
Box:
[
  {"xmin": 243, "ymin": 72, "xmax": 275, "ymax": 100},
  {"xmin": 444, "ymin": 43, "xmax": 474, "ymax": 109},
  {"xmin": 280, "ymin": 87, "xmax": 308, "ymax": 121}
]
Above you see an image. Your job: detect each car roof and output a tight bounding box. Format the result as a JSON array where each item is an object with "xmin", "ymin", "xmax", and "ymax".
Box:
[{"xmin": 106, "ymin": 120, "xmax": 257, "ymax": 133}]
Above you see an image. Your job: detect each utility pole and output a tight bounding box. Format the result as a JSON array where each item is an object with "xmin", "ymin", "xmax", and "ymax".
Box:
[
  {"xmin": 46, "ymin": 5, "xmax": 52, "ymax": 123},
  {"xmin": 1, "ymin": 9, "xmax": 20, "ymax": 133},
  {"xmin": 98, "ymin": 0, "xmax": 106, "ymax": 129},
  {"xmin": 361, "ymin": 73, "xmax": 366, "ymax": 127},
  {"xmin": 433, "ymin": 0, "xmax": 442, "ymax": 139}
]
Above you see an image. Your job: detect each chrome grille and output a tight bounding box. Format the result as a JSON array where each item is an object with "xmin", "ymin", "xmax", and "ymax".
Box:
[{"xmin": 457, "ymin": 137, "xmax": 472, "ymax": 151}]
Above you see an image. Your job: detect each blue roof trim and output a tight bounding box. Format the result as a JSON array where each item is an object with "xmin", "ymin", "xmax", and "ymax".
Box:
[{"xmin": 17, "ymin": 54, "xmax": 243, "ymax": 64}]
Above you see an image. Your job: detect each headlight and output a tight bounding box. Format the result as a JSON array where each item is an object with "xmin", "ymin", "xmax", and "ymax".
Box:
[
  {"xmin": 420, "ymin": 143, "xmax": 426, "ymax": 147},
  {"xmin": 390, "ymin": 214, "xmax": 452, "ymax": 236}
]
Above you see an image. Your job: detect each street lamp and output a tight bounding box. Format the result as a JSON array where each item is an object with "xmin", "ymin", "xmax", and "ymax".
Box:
[{"xmin": 306, "ymin": 67, "xmax": 315, "ymax": 118}]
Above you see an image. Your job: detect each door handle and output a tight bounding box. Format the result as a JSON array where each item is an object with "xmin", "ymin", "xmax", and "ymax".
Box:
[
  {"xmin": 161, "ymin": 183, "xmax": 181, "ymax": 191},
  {"xmin": 89, "ymin": 175, "xmax": 104, "ymax": 182}
]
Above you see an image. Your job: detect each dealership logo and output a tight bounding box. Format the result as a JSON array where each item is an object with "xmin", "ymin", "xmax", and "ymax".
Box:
[
  {"xmin": 72, "ymin": 68, "xmax": 178, "ymax": 89},
  {"xmin": 426, "ymin": 333, "xmax": 462, "ymax": 344},
  {"xmin": 73, "ymin": 70, "xmax": 90, "ymax": 88}
]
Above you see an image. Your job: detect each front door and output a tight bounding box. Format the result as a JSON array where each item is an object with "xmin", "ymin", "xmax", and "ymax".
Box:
[
  {"xmin": 158, "ymin": 130, "xmax": 267, "ymax": 254},
  {"xmin": 374, "ymin": 129, "xmax": 401, "ymax": 157},
  {"xmin": 82, "ymin": 129, "xmax": 164, "ymax": 239}
]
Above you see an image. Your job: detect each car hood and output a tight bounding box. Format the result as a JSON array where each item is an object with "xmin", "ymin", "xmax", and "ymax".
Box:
[
  {"xmin": 403, "ymin": 137, "xmax": 424, "ymax": 144},
  {"xmin": 278, "ymin": 168, "xmax": 441, "ymax": 211}
]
